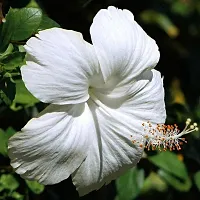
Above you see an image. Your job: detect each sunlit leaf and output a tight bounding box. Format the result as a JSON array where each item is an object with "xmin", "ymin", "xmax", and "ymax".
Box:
[
  {"xmin": 11, "ymin": 191, "xmax": 24, "ymax": 200},
  {"xmin": 0, "ymin": 43, "xmax": 14, "ymax": 59},
  {"xmin": 116, "ymin": 167, "xmax": 144, "ymax": 200},
  {"xmin": 141, "ymin": 172, "xmax": 167, "ymax": 193},
  {"xmin": 18, "ymin": 45, "xmax": 26, "ymax": 52},
  {"xmin": 37, "ymin": 15, "xmax": 60, "ymax": 31},
  {"xmin": 14, "ymin": 79, "xmax": 39, "ymax": 105},
  {"xmin": 148, "ymin": 151, "xmax": 188, "ymax": 180},
  {"xmin": 0, "ymin": 174, "xmax": 19, "ymax": 191},
  {"xmin": 158, "ymin": 169, "xmax": 192, "ymax": 191},
  {"xmin": 0, "ymin": 127, "xmax": 15, "ymax": 156},
  {"xmin": 2, "ymin": 7, "xmax": 42, "ymax": 42},
  {"xmin": 25, "ymin": 180, "xmax": 44, "ymax": 194}
]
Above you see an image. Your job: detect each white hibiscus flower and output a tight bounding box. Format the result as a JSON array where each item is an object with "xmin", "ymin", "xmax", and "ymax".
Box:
[{"xmin": 8, "ymin": 6, "xmax": 166, "ymax": 196}]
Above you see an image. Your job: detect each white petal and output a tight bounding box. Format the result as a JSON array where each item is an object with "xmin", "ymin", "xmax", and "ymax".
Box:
[
  {"xmin": 8, "ymin": 103, "xmax": 95, "ymax": 184},
  {"xmin": 93, "ymin": 69, "xmax": 166, "ymax": 124},
  {"xmin": 72, "ymin": 99, "xmax": 144, "ymax": 196},
  {"xmin": 72, "ymin": 69, "xmax": 165, "ymax": 195},
  {"xmin": 22, "ymin": 28, "xmax": 99, "ymax": 104},
  {"xmin": 90, "ymin": 6, "xmax": 160, "ymax": 82},
  {"xmin": 120, "ymin": 69, "xmax": 166, "ymax": 123}
]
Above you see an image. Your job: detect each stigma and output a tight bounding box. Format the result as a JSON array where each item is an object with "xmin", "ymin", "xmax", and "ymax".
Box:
[{"xmin": 131, "ymin": 118, "xmax": 198, "ymax": 151}]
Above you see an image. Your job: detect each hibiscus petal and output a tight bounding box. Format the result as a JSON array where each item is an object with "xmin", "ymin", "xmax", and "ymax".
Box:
[
  {"xmin": 120, "ymin": 69, "xmax": 166, "ymax": 123},
  {"xmin": 8, "ymin": 103, "xmax": 95, "ymax": 184},
  {"xmin": 72, "ymin": 70, "xmax": 165, "ymax": 196},
  {"xmin": 93, "ymin": 69, "xmax": 166, "ymax": 124},
  {"xmin": 72, "ymin": 98, "xmax": 144, "ymax": 196},
  {"xmin": 90, "ymin": 6, "xmax": 160, "ymax": 82},
  {"xmin": 22, "ymin": 28, "xmax": 99, "ymax": 104}
]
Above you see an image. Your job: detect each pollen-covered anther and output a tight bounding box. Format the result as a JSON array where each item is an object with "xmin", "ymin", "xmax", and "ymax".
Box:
[{"xmin": 140, "ymin": 118, "xmax": 198, "ymax": 151}]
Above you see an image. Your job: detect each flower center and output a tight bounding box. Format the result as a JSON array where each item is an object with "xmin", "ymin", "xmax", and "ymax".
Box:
[{"xmin": 131, "ymin": 118, "xmax": 198, "ymax": 151}]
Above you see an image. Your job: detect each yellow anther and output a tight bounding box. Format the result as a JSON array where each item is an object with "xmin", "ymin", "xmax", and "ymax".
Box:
[
  {"xmin": 193, "ymin": 123, "xmax": 198, "ymax": 127},
  {"xmin": 190, "ymin": 125, "xmax": 194, "ymax": 129},
  {"xmin": 186, "ymin": 121, "xmax": 190, "ymax": 125}
]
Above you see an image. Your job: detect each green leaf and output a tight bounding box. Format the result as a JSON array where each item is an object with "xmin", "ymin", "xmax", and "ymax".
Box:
[
  {"xmin": 10, "ymin": 191, "xmax": 24, "ymax": 200},
  {"xmin": 2, "ymin": 7, "xmax": 42, "ymax": 43},
  {"xmin": 1, "ymin": 52, "xmax": 26, "ymax": 70},
  {"xmin": 0, "ymin": 43, "xmax": 14, "ymax": 59},
  {"xmin": 140, "ymin": 10, "xmax": 179, "ymax": 38},
  {"xmin": 141, "ymin": 172, "xmax": 167, "ymax": 193},
  {"xmin": 0, "ymin": 128, "xmax": 15, "ymax": 156},
  {"xmin": 194, "ymin": 171, "xmax": 200, "ymax": 191},
  {"xmin": 0, "ymin": 77, "xmax": 16, "ymax": 105},
  {"xmin": 0, "ymin": 90, "xmax": 12, "ymax": 105},
  {"xmin": 37, "ymin": 15, "xmax": 60, "ymax": 31},
  {"xmin": 26, "ymin": 0, "xmax": 40, "ymax": 8},
  {"xmin": 25, "ymin": 180, "xmax": 44, "ymax": 194},
  {"xmin": 0, "ymin": 129, "xmax": 8, "ymax": 156},
  {"xmin": 116, "ymin": 167, "xmax": 144, "ymax": 200},
  {"xmin": 0, "ymin": 185, "xmax": 4, "ymax": 192},
  {"xmin": 171, "ymin": 1, "xmax": 193, "ymax": 16},
  {"xmin": 0, "ymin": 20, "xmax": 13, "ymax": 52},
  {"xmin": 158, "ymin": 169, "xmax": 192, "ymax": 191},
  {"xmin": 0, "ymin": 174, "xmax": 19, "ymax": 191},
  {"xmin": 18, "ymin": 45, "xmax": 26, "ymax": 52},
  {"xmin": 14, "ymin": 79, "xmax": 39, "ymax": 105},
  {"xmin": 148, "ymin": 151, "xmax": 188, "ymax": 180}
]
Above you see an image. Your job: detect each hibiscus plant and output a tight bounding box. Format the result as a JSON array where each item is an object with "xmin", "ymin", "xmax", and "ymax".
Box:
[{"xmin": 0, "ymin": 1, "xmax": 200, "ymax": 200}]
